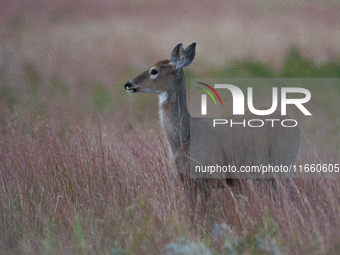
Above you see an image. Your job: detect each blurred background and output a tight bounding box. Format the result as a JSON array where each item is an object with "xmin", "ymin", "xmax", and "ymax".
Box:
[{"xmin": 1, "ymin": 0, "xmax": 340, "ymax": 131}]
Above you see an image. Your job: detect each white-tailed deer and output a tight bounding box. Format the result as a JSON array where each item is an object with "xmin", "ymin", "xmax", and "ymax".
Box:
[{"xmin": 124, "ymin": 42, "xmax": 300, "ymax": 206}]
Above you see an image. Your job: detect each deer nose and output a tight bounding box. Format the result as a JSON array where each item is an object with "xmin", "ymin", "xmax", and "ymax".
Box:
[{"xmin": 124, "ymin": 82, "xmax": 132, "ymax": 90}]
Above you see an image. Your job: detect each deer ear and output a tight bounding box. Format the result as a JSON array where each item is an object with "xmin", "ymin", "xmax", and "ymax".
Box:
[
  {"xmin": 171, "ymin": 43, "xmax": 186, "ymax": 70},
  {"xmin": 183, "ymin": 42, "xmax": 196, "ymax": 67}
]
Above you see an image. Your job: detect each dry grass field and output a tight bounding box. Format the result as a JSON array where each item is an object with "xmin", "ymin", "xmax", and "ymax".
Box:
[{"xmin": 1, "ymin": 0, "xmax": 340, "ymax": 254}]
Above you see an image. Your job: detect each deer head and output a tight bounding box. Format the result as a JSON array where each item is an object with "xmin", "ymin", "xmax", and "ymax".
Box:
[{"xmin": 124, "ymin": 42, "xmax": 196, "ymax": 94}]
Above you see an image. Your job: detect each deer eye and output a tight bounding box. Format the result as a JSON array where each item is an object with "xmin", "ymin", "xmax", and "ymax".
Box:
[{"xmin": 150, "ymin": 69, "xmax": 158, "ymax": 75}]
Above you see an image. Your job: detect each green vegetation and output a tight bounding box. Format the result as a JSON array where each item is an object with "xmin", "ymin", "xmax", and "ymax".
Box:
[{"xmin": 208, "ymin": 46, "xmax": 340, "ymax": 78}]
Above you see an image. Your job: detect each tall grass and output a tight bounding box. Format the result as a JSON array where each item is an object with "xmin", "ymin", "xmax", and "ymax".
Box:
[{"xmin": 0, "ymin": 110, "xmax": 187, "ymax": 254}]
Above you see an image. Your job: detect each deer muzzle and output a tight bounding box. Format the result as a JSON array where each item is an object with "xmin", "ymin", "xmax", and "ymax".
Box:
[{"xmin": 124, "ymin": 81, "xmax": 140, "ymax": 93}]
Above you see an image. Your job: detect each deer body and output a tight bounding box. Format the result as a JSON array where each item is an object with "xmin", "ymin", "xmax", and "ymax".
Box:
[{"xmin": 124, "ymin": 43, "xmax": 300, "ymax": 197}]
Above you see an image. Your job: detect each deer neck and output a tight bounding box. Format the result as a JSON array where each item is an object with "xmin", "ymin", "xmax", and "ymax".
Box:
[{"xmin": 158, "ymin": 71, "xmax": 190, "ymax": 153}]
